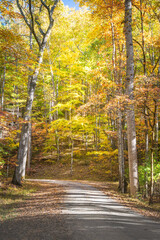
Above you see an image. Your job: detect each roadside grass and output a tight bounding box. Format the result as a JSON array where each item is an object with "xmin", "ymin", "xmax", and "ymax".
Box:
[{"xmin": 0, "ymin": 181, "xmax": 40, "ymax": 221}]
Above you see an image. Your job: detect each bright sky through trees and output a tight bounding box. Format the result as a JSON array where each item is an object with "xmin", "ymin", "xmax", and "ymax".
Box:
[{"xmin": 63, "ymin": 0, "xmax": 79, "ymax": 9}]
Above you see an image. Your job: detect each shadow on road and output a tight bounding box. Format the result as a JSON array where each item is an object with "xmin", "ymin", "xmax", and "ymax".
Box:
[
  {"xmin": 0, "ymin": 180, "xmax": 160, "ymax": 240},
  {"xmin": 0, "ymin": 212, "xmax": 160, "ymax": 240}
]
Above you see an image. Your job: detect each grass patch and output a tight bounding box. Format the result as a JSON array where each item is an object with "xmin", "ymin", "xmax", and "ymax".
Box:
[{"xmin": 0, "ymin": 181, "xmax": 40, "ymax": 221}]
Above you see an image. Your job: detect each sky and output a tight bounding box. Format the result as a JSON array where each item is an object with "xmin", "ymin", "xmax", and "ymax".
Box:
[{"xmin": 62, "ymin": 0, "xmax": 79, "ymax": 10}]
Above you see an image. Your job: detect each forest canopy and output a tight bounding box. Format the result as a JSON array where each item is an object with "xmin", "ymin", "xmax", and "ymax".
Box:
[{"xmin": 0, "ymin": 0, "xmax": 159, "ymax": 202}]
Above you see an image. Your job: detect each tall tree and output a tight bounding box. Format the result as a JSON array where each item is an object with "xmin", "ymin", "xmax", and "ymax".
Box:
[
  {"xmin": 124, "ymin": 0, "xmax": 138, "ymax": 197},
  {"xmin": 12, "ymin": 0, "xmax": 59, "ymax": 185}
]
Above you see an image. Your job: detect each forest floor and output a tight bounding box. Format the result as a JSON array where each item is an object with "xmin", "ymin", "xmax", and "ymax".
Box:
[
  {"xmin": 0, "ymin": 181, "xmax": 66, "ymax": 240},
  {"xmin": 0, "ymin": 181, "xmax": 64, "ymax": 222}
]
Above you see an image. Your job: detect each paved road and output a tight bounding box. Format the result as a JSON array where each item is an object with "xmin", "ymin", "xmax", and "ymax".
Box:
[
  {"xmin": 0, "ymin": 179, "xmax": 160, "ymax": 240},
  {"xmin": 29, "ymin": 179, "xmax": 160, "ymax": 240}
]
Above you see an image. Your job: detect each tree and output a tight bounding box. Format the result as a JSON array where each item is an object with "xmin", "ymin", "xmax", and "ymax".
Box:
[
  {"xmin": 12, "ymin": 0, "xmax": 59, "ymax": 185},
  {"xmin": 0, "ymin": 0, "xmax": 159, "ymax": 201},
  {"xmin": 124, "ymin": 0, "xmax": 138, "ymax": 197}
]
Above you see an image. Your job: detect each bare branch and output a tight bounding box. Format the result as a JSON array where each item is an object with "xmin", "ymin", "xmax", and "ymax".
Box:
[
  {"xmin": 132, "ymin": 3, "xmax": 141, "ymax": 12},
  {"xmin": 16, "ymin": 0, "xmax": 31, "ymax": 29},
  {"xmin": 35, "ymin": 17, "xmax": 45, "ymax": 36},
  {"xmin": 148, "ymin": 0, "xmax": 160, "ymax": 23},
  {"xmin": 17, "ymin": 0, "xmax": 59, "ymax": 50},
  {"xmin": 29, "ymin": 0, "xmax": 34, "ymax": 33},
  {"xmin": 151, "ymin": 56, "xmax": 160, "ymax": 74},
  {"xmin": 16, "ymin": 0, "xmax": 41, "ymax": 47},
  {"xmin": 133, "ymin": 38, "xmax": 144, "ymax": 53},
  {"xmin": 40, "ymin": 0, "xmax": 50, "ymax": 12},
  {"xmin": 40, "ymin": 1, "xmax": 60, "ymax": 49},
  {"xmin": 75, "ymin": 43, "xmax": 84, "ymax": 55},
  {"xmin": 29, "ymin": 0, "xmax": 41, "ymax": 47},
  {"xmin": 50, "ymin": 0, "xmax": 59, "ymax": 15},
  {"xmin": 145, "ymin": 105, "xmax": 154, "ymax": 115}
]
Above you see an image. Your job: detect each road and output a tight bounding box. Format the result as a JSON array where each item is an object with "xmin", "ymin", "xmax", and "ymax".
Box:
[
  {"xmin": 0, "ymin": 179, "xmax": 160, "ymax": 240},
  {"xmin": 29, "ymin": 179, "xmax": 160, "ymax": 240}
]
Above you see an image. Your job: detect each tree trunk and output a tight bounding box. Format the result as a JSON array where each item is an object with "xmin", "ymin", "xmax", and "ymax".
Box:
[
  {"xmin": 12, "ymin": 0, "xmax": 59, "ymax": 185},
  {"xmin": 0, "ymin": 59, "xmax": 6, "ymax": 139},
  {"xmin": 124, "ymin": 0, "xmax": 139, "ymax": 197},
  {"xmin": 12, "ymin": 50, "xmax": 44, "ymax": 185},
  {"xmin": 47, "ymin": 45, "xmax": 57, "ymax": 120},
  {"xmin": 117, "ymin": 44, "xmax": 125, "ymax": 193},
  {"xmin": 144, "ymin": 107, "xmax": 149, "ymax": 198},
  {"xmin": 1, "ymin": 58, "xmax": 6, "ymax": 111},
  {"xmin": 27, "ymin": 29, "xmax": 33, "ymax": 171},
  {"xmin": 155, "ymin": 102, "xmax": 159, "ymax": 161},
  {"xmin": 149, "ymin": 130, "xmax": 154, "ymax": 204},
  {"xmin": 140, "ymin": 0, "xmax": 146, "ymax": 75},
  {"xmin": 85, "ymin": 132, "xmax": 88, "ymax": 152},
  {"xmin": 95, "ymin": 115, "xmax": 98, "ymax": 151},
  {"xmin": 55, "ymin": 129, "xmax": 60, "ymax": 161},
  {"xmin": 111, "ymin": 21, "xmax": 116, "ymax": 82},
  {"xmin": 70, "ymin": 139, "xmax": 74, "ymax": 175},
  {"xmin": 27, "ymin": 121, "xmax": 32, "ymax": 170},
  {"xmin": 118, "ymin": 106, "xmax": 125, "ymax": 193}
]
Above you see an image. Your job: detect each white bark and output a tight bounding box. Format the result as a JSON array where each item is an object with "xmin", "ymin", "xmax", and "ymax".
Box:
[
  {"xmin": 118, "ymin": 107, "xmax": 125, "ymax": 193},
  {"xmin": 13, "ymin": 51, "xmax": 44, "ymax": 184},
  {"xmin": 70, "ymin": 139, "xmax": 74, "ymax": 175},
  {"xmin": 0, "ymin": 60, "xmax": 6, "ymax": 139},
  {"xmin": 12, "ymin": 0, "xmax": 59, "ymax": 185},
  {"xmin": 125, "ymin": 0, "xmax": 138, "ymax": 197},
  {"xmin": 1, "ymin": 59, "xmax": 6, "ymax": 111},
  {"xmin": 27, "ymin": 121, "xmax": 32, "ymax": 171},
  {"xmin": 144, "ymin": 107, "xmax": 149, "ymax": 198},
  {"xmin": 55, "ymin": 129, "xmax": 60, "ymax": 161}
]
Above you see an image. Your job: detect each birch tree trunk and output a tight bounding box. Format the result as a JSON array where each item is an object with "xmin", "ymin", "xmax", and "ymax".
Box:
[
  {"xmin": 12, "ymin": 50, "xmax": 44, "ymax": 185},
  {"xmin": 70, "ymin": 139, "xmax": 74, "ymax": 175},
  {"xmin": 144, "ymin": 106, "xmax": 149, "ymax": 198},
  {"xmin": 1, "ymin": 57, "xmax": 6, "ymax": 111},
  {"xmin": 124, "ymin": 0, "xmax": 138, "ymax": 197},
  {"xmin": 12, "ymin": 0, "xmax": 59, "ymax": 185},
  {"xmin": 0, "ymin": 59, "xmax": 6, "ymax": 139},
  {"xmin": 149, "ymin": 130, "xmax": 154, "ymax": 204},
  {"xmin": 155, "ymin": 101, "xmax": 159, "ymax": 161},
  {"xmin": 27, "ymin": 29, "xmax": 33, "ymax": 172},
  {"xmin": 118, "ymin": 106, "xmax": 125, "ymax": 193}
]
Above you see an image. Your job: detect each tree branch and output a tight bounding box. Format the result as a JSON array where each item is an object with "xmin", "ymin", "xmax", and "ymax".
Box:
[
  {"xmin": 148, "ymin": 0, "xmax": 160, "ymax": 23},
  {"xmin": 35, "ymin": 17, "xmax": 45, "ymax": 36},
  {"xmin": 151, "ymin": 56, "xmax": 160, "ymax": 74},
  {"xmin": 40, "ymin": 0, "xmax": 50, "ymax": 11},
  {"xmin": 16, "ymin": 0, "xmax": 31, "ymax": 29},
  {"xmin": 29, "ymin": 0, "xmax": 41, "ymax": 47},
  {"xmin": 17, "ymin": 0, "xmax": 59, "ymax": 50},
  {"xmin": 50, "ymin": 0, "xmax": 59, "ymax": 15},
  {"xmin": 132, "ymin": 3, "xmax": 141, "ymax": 12},
  {"xmin": 40, "ymin": 1, "xmax": 60, "ymax": 48},
  {"xmin": 16, "ymin": 0, "xmax": 41, "ymax": 48}
]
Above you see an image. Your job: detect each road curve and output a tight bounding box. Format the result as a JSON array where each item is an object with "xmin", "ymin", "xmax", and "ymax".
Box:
[{"xmin": 27, "ymin": 179, "xmax": 160, "ymax": 240}]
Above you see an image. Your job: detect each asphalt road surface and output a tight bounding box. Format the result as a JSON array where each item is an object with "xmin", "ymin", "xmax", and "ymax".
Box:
[
  {"xmin": 30, "ymin": 179, "xmax": 160, "ymax": 240},
  {"xmin": 1, "ymin": 179, "xmax": 160, "ymax": 240}
]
